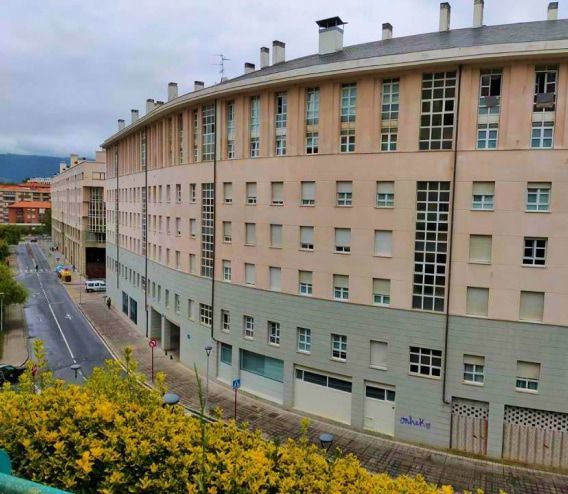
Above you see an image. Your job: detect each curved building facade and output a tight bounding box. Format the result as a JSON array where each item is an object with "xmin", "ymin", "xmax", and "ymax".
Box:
[{"xmin": 103, "ymin": 4, "xmax": 568, "ymax": 464}]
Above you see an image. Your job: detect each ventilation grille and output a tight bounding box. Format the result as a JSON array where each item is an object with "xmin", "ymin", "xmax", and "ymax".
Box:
[
  {"xmin": 504, "ymin": 406, "xmax": 568, "ymax": 432},
  {"xmin": 452, "ymin": 398, "xmax": 489, "ymax": 419}
]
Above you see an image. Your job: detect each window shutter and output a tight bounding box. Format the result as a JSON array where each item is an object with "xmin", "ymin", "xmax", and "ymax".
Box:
[
  {"xmin": 335, "ymin": 228, "xmax": 351, "ymax": 247},
  {"xmin": 302, "ymin": 181, "xmax": 315, "ymax": 200},
  {"xmin": 519, "ymin": 291, "xmax": 544, "ymax": 321},
  {"xmin": 247, "ymin": 182, "xmax": 257, "ymax": 196},
  {"xmin": 299, "ymin": 271, "xmax": 312, "ymax": 284},
  {"xmin": 370, "ymin": 341, "xmax": 388, "ymax": 368},
  {"xmin": 269, "ymin": 267, "xmax": 281, "ymax": 290},
  {"xmin": 272, "ymin": 182, "xmax": 283, "ymax": 202},
  {"xmin": 517, "ymin": 361, "xmax": 540, "ymax": 380},
  {"xmin": 333, "ymin": 274, "xmax": 349, "ymax": 288},
  {"xmin": 224, "ymin": 182, "xmax": 233, "ymax": 200},
  {"xmin": 246, "ymin": 223, "xmax": 256, "ymax": 244},
  {"xmin": 300, "ymin": 226, "xmax": 313, "ymax": 244},
  {"xmin": 245, "ymin": 264, "xmax": 255, "ymax": 284},
  {"xmin": 373, "ymin": 278, "xmax": 390, "ymax": 295},
  {"xmin": 223, "ymin": 222, "xmax": 232, "ymax": 236},
  {"xmin": 271, "ymin": 224, "xmax": 282, "ymax": 246},
  {"xmin": 374, "ymin": 230, "xmax": 393, "ymax": 256},
  {"xmin": 527, "ymin": 182, "xmax": 550, "ymax": 189},
  {"xmin": 472, "ymin": 181, "xmax": 494, "ymax": 195},
  {"xmin": 469, "ymin": 235, "xmax": 492, "ymax": 263},
  {"xmin": 337, "ymin": 181, "xmax": 352, "ymax": 193},
  {"xmin": 377, "ymin": 181, "xmax": 394, "ymax": 194},
  {"xmin": 464, "ymin": 354, "xmax": 485, "ymax": 366},
  {"xmin": 466, "ymin": 287, "xmax": 489, "ymax": 316}
]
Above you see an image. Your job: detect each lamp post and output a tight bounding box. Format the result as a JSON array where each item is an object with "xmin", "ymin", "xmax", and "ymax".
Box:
[
  {"xmin": 319, "ymin": 433, "xmax": 335, "ymax": 453},
  {"xmin": 163, "ymin": 392, "xmax": 180, "ymax": 407},
  {"xmin": 70, "ymin": 363, "xmax": 81, "ymax": 380},
  {"xmin": 204, "ymin": 344, "xmax": 213, "ymax": 412},
  {"xmin": 0, "ymin": 293, "xmax": 5, "ymax": 333}
]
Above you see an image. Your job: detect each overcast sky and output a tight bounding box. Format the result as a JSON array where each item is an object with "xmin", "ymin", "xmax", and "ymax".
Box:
[{"xmin": 0, "ymin": 0, "xmax": 559, "ymax": 158}]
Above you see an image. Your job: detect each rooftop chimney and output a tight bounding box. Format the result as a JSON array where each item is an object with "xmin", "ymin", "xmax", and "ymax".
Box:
[
  {"xmin": 155, "ymin": 101, "xmax": 164, "ymax": 107},
  {"xmin": 146, "ymin": 98, "xmax": 155, "ymax": 114},
  {"xmin": 131, "ymin": 109, "xmax": 139, "ymax": 123},
  {"xmin": 221, "ymin": 76, "xmax": 228, "ymax": 83},
  {"xmin": 548, "ymin": 2, "xmax": 559, "ymax": 20},
  {"xmin": 244, "ymin": 62, "xmax": 255, "ymax": 74},
  {"xmin": 118, "ymin": 119, "xmax": 125, "ymax": 131},
  {"xmin": 382, "ymin": 22, "xmax": 393, "ymax": 40},
  {"xmin": 194, "ymin": 80, "xmax": 204, "ymax": 91},
  {"xmin": 473, "ymin": 0, "xmax": 484, "ymax": 27},
  {"xmin": 168, "ymin": 82, "xmax": 178, "ymax": 101},
  {"xmin": 272, "ymin": 41, "xmax": 285, "ymax": 64},
  {"xmin": 316, "ymin": 16, "xmax": 346, "ymax": 55},
  {"xmin": 260, "ymin": 46, "xmax": 270, "ymax": 68},
  {"xmin": 439, "ymin": 2, "xmax": 451, "ymax": 32},
  {"xmin": 70, "ymin": 154, "xmax": 79, "ymax": 167}
]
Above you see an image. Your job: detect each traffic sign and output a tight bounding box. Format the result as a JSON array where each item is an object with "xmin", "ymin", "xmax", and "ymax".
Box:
[
  {"xmin": 232, "ymin": 378, "xmax": 241, "ymax": 390},
  {"xmin": 149, "ymin": 338, "xmax": 157, "ymax": 348}
]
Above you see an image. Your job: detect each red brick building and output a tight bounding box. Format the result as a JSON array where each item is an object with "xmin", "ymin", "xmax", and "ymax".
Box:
[{"xmin": 7, "ymin": 201, "xmax": 51, "ymax": 225}]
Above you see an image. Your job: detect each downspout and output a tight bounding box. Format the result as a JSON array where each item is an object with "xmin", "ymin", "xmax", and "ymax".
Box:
[
  {"xmin": 115, "ymin": 146, "xmax": 120, "ymax": 291},
  {"xmin": 210, "ymin": 99, "xmax": 218, "ymax": 344},
  {"xmin": 442, "ymin": 64, "xmax": 463, "ymax": 406},
  {"xmin": 144, "ymin": 130, "xmax": 149, "ymax": 338}
]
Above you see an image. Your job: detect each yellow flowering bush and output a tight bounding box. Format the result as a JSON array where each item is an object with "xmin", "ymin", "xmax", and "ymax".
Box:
[{"xmin": 0, "ymin": 343, "xmax": 490, "ymax": 493}]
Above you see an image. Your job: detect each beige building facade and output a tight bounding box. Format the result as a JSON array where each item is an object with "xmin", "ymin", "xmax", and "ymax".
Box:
[
  {"xmin": 103, "ymin": 2, "xmax": 568, "ymax": 466},
  {"xmin": 51, "ymin": 152, "xmax": 106, "ymax": 278}
]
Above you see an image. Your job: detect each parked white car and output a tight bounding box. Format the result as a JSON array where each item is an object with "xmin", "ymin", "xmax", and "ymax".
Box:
[{"xmin": 85, "ymin": 280, "xmax": 106, "ymax": 293}]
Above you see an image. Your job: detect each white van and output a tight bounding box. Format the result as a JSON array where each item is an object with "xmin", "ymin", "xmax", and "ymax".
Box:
[{"xmin": 85, "ymin": 280, "xmax": 106, "ymax": 293}]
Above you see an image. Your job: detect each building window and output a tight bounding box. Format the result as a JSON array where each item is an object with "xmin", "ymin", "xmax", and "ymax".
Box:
[
  {"xmin": 526, "ymin": 183, "xmax": 550, "ymax": 212},
  {"xmin": 175, "ymin": 184, "xmax": 182, "ymax": 203},
  {"xmin": 299, "ymin": 270, "xmax": 312, "ymax": 296},
  {"xmin": 380, "ymin": 128, "xmax": 398, "ymax": 152},
  {"xmin": 189, "ymin": 254, "xmax": 197, "ymax": 274},
  {"xmin": 270, "ymin": 224, "xmax": 282, "ymax": 248},
  {"xmin": 297, "ymin": 327, "xmax": 311, "ymax": 353},
  {"xmin": 380, "ymin": 78, "xmax": 399, "ymax": 151},
  {"xmin": 472, "ymin": 182, "xmax": 494, "ymax": 210},
  {"xmin": 271, "ymin": 182, "xmax": 283, "ymax": 205},
  {"xmin": 200, "ymin": 303, "xmax": 212, "ymax": 327},
  {"xmin": 463, "ymin": 355, "xmax": 485, "ymax": 385},
  {"xmin": 300, "ymin": 226, "xmax": 314, "ymax": 250},
  {"xmin": 301, "ymin": 181, "xmax": 315, "ymax": 206},
  {"xmin": 226, "ymin": 101, "xmax": 235, "ymax": 159},
  {"xmin": 221, "ymin": 310, "xmax": 230, "ymax": 332},
  {"xmin": 275, "ymin": 92, "xmax": 287, "ymax": 156},
  {"xmin": 295, "ymin": 369, "xmax": 352, "ymax": 393},
  {"xmin": 331, "ymin": 334, "xmax": 347, "ymax": 361},
  {"xmin": 533, "ymin": 65, "xmax": 558, "ymax": 112},
  {"xmin": 336, "ymin": 181, "xmax": 352, "ymax": 206},
  {"xmin": 192, "ymin": 110, "xmax": 199, "ymax": 162},
  {"xmin": 220, "ymin": 343, "xmax": 232, "ymax": 365},
  {"xmin": 531, "ymin": 121, "xmax": 554, "ymax": 149},
  {"xmin": 243, "ymin": 315, "xmax": 255, "ymax": 339},
  {"xmin": 240, "ymin": 350, "xmax": 284, "ymax": 382},
  {"xmin": 269, "ymin": 266, "xmax": 281, "ymax": 291},
  {"xmin": 223, "ymin": 182, "xmax": 233, "ymax": 204},
  {"xmin": 519, "ymin": 291, "xmax": 545, "ymax": 322},
  {"xmin": 469, "ymin": 235, "xmax": 492, "ymax": 264},
  {"xmin": 419, "ymin": 71, "xmax": 456, "ymax": 150},
  {"xmin": 466, "ymin": 287, "xmax": 489, "ymax": 317},
  {"xmin": 523, "ymin": 238, "xmax": 547, "ymax": 266},
  {"xmin": 339, "ymin": 83, "xmax": 357, "ymax": 154},
  {"xmin": 246, "ymin": 182, "xmax": 257, "ymax": 205},
  {"xmin": 376, "ymin": 181, "xmax": 394, "ymax": 208},
  {"xmin": 374, "ymin": 230, "xmax": 392, "ymax": 257},
  {"xmin": 222, "ymin": 260, "xmax": 231, "ymax": 282},
  {"xmin": 516, "ymin": 361, "xmax": 540, "ymax": 392},
  {"xmin": 175, "ymin": 251, "xmax": 181, "ymax": 270},
  {"xmin": 249, "ymin": 96, "xmax": 260, "ymax": 157},
  {"xmin": 245, "ymin": 223, "xmax": 256, "ymax": 245},
  {"xmin": 189, "ymin": 183, "xmax": 197, "ymax": 203},
  {"xmin": 373, "ymin": 278, "xmax": 390, "ymax": 306},
  {"xmin": 370, "ymin": 341, "xmax": 387, "ymax": 369},
  {"xmin": 200, "ymin": 183, "xmax": 214, "ymax": 278},
  {"xmin": 340, "ymin": 129, "xmax": 356, "ymax": 153},
  {"xmin": 187, "ymin": 299, "xmax": 195, "ymax": 320},
  {"xmin": 166, "ymin": 185, "xmax": 171, "ymax": 203},
  {"xmin": 174, "ymin": 294, "xmax": 180, "ymax": 314},
  {"xmin": 305, "ymin": 87, "xmax": 319, "ymax": 154},
  {"xmin": 412, "ymin": 182, "xmax": 450, "ymax": 312},
  {"xmin": 409, "ymin": 347, "xmax": 442, "ymax": 378},
  {"xmin": 334, "ymin": 228, "xmax": 351, "ymax": 253},
  {"xmin": 222, "ymin": 221, "xmax": 232, "ymax": 243},
  {"xmin": 245, "ymin": 263, "xmax": 255, "ymax": 286},
  {"xmin": 189, "ymin": 218, "xmax": 197, "ymax": 238},
  {"xmin": 477, "ymin": 123, "xmax": 498, "ymax": 149},
  {"xmin": 333, "ymin": 274, "xmax": 349, "ymax": 301},
  {"xmin": 268, "ymin": 321, "xmax": 281, "ymax": 346}
]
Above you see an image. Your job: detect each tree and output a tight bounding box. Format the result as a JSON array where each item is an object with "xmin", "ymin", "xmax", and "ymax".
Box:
[
  {"xmin": 0, "ymin": 264, "xmax": 28, "ymax": 306},
  {"xmin": 0, "ymin": 225, "xmax": 23, "ymax": 245},
  {"xmin": 0, "ymin": 239, "xmax": 9, "ymax": 262},
  {"xmin": 38, "ymin": 208, "xmax": 51, "ymax": 235}
]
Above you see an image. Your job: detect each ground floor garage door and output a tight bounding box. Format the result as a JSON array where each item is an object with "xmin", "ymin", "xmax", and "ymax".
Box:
[
  {"xmin": 364, "ymin": 383, "xmax": 396, "ymax": 436},
  {"xmin": 503, "ymin": 406, "xmax": 568, "ymax": 468},
  {"xmin": 294, "ymin": 368, "xmax": 352, "ymax": 425},
  {"xmin": 239, "ymin": 350, "xmax": 284, "ymax": 404},
  {"xmin": 451, "ymin": 398, "xmax": 489, "ymax": 455}
]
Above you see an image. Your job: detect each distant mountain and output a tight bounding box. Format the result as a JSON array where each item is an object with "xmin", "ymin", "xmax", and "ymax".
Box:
[{"xmin": 0, "ymin": 154, "xmax": 67, "ymax": 183}]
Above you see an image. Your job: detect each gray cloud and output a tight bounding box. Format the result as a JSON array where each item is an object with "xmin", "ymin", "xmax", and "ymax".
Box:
[{"xmin": 0, "ymin": 0, "xmax": 556, "ymax": 157}]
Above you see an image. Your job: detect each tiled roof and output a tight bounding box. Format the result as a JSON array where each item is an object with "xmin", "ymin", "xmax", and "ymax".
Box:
[{"xmin": 8, "ymin": 201, "xmax": 51, "ymax": 209}]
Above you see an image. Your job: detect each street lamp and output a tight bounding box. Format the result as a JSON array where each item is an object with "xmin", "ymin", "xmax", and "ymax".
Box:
[
  {"xmin": 70, "ymin": 363, "xmax": 82, "ymax": 380},
  {"xmin": 204, "ymin": 344, "xmax": 213, "ymax": 412},
  {"xmin": 0, "ymin": 292, "xmax": 5, "ymax": 333},
  {"xmin": 163, "ymin": 392, "xmax": 180, "ymax": 407},
  {"xmin": 319, "ymin": 433, "xmax": 335, "ymax": 452}
]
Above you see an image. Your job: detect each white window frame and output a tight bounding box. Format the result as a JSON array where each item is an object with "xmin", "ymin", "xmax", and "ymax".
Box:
[
  {"xmin": 268, "ymin": 321, "xmax": 281, "ymax": 346},
  {"xmin": 331, "ymin": 334, "xmax": 347, "ymax": 361},
  {"xmin": 409, "ymin": 346, "xmax": 442, "ymax": 378},
  {"xmin": 199, "ymin": 303, "xmax": 212, "ymax": 327},
  {"xmin": 523, "ymin": 237, "xmax": 547, "ymax": 266},
  {"xmin": 221, "ymin": 310, "xmax": 230, "ymax": 332},
  {"xmin": 526, "ymin": 183, "xmax": 550, "ymax": 212},
  {"xmin": 244, "ymin": 315, "xmax": 255, "ymax": 339},
  {"xmin": 297, "ymin": 327, "xmax": 311, "ymax": 353}
]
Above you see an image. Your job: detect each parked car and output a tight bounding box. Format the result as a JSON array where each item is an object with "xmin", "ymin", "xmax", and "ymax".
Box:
[
  {"xmin": 29, "ymin": 237, "xmax": 38, "ymax": 243},
  {"xmin": 0, "ymin": 365, "xmax": 26, "ymax": 385},
  {"xmin": 85, "ymin": 280, "xmax": 106, "ymax": 293}
]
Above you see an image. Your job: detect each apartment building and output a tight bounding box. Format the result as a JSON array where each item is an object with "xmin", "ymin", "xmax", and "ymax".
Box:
[
  {"xmin": 51, "ymin": 152, "xmax": 107, "ymax": 278},
  {"xmin": 7, "ymin": 201, "xmax": 51, "ymax": 225},
  {"xmin": 0, "ymin": 182, "xmax": 50, "ymax": 224},
  {"xmin": 102, "ymin": 2, "xmax": 568, "ymax": 466}
]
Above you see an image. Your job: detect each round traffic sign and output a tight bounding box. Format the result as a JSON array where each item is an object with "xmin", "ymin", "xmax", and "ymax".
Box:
[{"xmin": 149, "ymin": 338, "xmax": 158, "ymax": 348}]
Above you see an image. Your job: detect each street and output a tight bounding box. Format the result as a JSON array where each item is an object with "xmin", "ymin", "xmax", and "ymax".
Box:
[{"xmin": 15, "ymin": 242, "xmax": 112, "ymax": 381}]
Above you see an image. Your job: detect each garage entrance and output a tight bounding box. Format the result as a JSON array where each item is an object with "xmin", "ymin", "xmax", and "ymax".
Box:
[
  {"xmin": 364, "ymin": 383, "xmax": 396, "ymax": 436},
  {"xmin": 450, "ymin": 398, "xmax": 489, "ymax": 455}
]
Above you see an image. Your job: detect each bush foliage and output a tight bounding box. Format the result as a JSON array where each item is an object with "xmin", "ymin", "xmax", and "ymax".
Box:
[{"xmin": 0, "ymin": 343, "xmax": 489, "ymax": 494}]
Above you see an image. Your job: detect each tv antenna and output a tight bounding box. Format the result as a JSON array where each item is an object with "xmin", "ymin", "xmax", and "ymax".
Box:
[{"xmin": 213, "ymin": 54, "xmax": 231, "ymax": 81}]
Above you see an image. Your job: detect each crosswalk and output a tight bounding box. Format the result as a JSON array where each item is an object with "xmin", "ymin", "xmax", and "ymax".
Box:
[{"xmin": 22, "ymin": 268, "xmax": 51, "ymax": 273}]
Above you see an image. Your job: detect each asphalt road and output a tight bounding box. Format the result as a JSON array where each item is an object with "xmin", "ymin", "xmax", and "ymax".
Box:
[{"xmin": 16, "ymin": 242, "xmax": 112, "ymax": 381}]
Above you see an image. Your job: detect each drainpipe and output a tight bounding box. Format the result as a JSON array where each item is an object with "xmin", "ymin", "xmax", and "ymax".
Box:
[
  {"xmin": 144, "ymin": 128, "xmax": 149, "ymax": 338},
  {"xmin": 115, "ymin": 146, "xmax": 120, "ymax": 291},
  {"xmin": 442, "ymin": 64, "xmax": 463, "ymax": 407},
  {"xmin": 210, "ymin": 99, "xmax": 218, "ymax": 346}
]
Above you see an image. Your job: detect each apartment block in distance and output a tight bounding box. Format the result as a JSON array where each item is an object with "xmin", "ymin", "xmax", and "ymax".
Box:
[
  {"xmin": 0, "ymin": 182, "xmax": 50, "ymax": 224},
  {"xmin": 7, "ymin": 201, "xmax": 51, "ymax": 225},
  {"xmin": 102, "ymin": 1, "xmax": 568, "ymax": 467},
  {"xmin": 51, "ymin": 152, "xmax": 107, "ymax": 278}
]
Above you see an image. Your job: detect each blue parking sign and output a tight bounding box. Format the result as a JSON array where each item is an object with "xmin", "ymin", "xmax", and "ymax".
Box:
[{"xmin": 232, "ymin": 378, "xmax": 241, "ymax": 390}]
